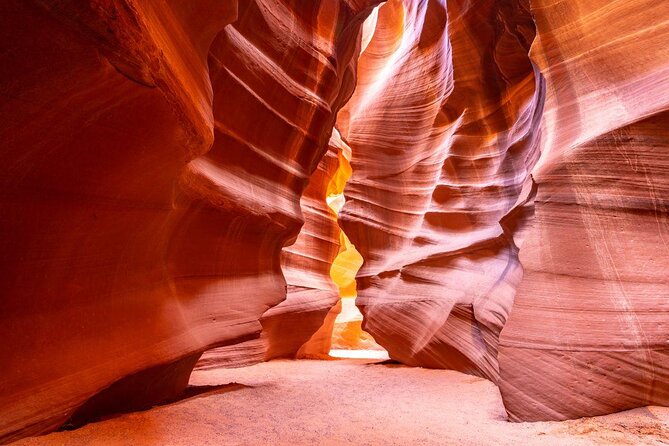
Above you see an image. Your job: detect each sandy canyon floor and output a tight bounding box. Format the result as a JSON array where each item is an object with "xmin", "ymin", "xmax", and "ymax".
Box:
[{"xmin": 14, "ymin": 359, "xmax": 669, "ymax": 446}]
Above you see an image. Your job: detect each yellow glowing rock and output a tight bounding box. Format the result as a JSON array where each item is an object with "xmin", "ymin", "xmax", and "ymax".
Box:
[
  {"xmin": 331, "ymin": 299, "xmax": 385, "ymax": 351},
  {"xmin": 326, "ymin": 129, "xmax": 364, "ymax": 299},
  {"xmin": 329, "ymin": 233, "xmax": 363, "ymax": 298}
]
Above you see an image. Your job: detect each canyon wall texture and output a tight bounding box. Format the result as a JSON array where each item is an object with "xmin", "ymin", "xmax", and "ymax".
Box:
[
  {"xmin": 192, "ymin": 142, "xmax": 345, "ymax": 369},
  {"xmin": 338, "ymin": 0, "xmax": 668, "ymax": 422},
  {"xmin": 1, "ymin": 0, "xmax": 668, "ymax": 442},
  {"xmin": 497, "ymin": 0, "xmax": 669, "ymax": 421},
  {"xmin": 262, "ymin": 138, "xmax": 344, "ymax": 360},
  {"xmin": 338, "ymin": 0, "xmax": 544, "ymax": 382},
  {"xmin": 195, "ymin": 129, "xmax": 356, "ymax": 367},
  {"xmin": 0, "ymin": 0, "xmax": 378, "ymax": 442}
]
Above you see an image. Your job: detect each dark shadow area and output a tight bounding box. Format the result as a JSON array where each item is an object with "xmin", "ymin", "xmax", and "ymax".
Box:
[
  {"xmin": 59, "ymin": 382, "xmax": 253, "ymax": 432},
  {"xmin": 179, "ymin": 382, "xmax": 252, "ymax": 403},
  {"xmin": 58, "ymin": 349, "xmax": 253, "ymax": 433},
  {"xmin": 367, "ymin": 359, "xmax": 402, "ymax": 368}
]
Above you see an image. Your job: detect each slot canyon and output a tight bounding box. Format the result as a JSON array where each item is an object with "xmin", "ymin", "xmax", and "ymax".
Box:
[{"xmin": 0, "ymin": 0, "xmax": 668, "ymax": 445}]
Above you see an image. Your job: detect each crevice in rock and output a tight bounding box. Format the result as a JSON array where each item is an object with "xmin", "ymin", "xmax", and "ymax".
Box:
[{"xmin": 325, "ymin": 129, "xmax": 388, "ymax": 359}]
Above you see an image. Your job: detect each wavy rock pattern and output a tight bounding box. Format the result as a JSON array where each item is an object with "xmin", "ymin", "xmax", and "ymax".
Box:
[
  {"xmin": 195, "ymin": 130, "xmax": 358, "ymax": 365},
  {"xmin": 264, "ymin": 140, "xmax": 343, "ymax": 359},
  {"xmin": 335, "ymin": 0, "xmax": 668, "ymax": 421},
  {"xmin": 499, "ymin": 112, "xmax": 669, "ymax": 421},
  {"xmin": 193, "ymin": 135, "xmax": 345, "ymax": 368},
  {"xmin": 338, "ymin": 0, "xmax": 544, "ymax": 381},
  {"xmin": 0, "ymin": 0, "xmax": 377, "ymax": 442},
  {"xmin": 294, "ymin": 129, "xmax": 364, "ymax": 358},
  {"xmin": 1, "ymin": 0, "xmax": 668, "ymax": 440},
  {"xmin": 497, "ymin": 0, "xmax": 669, "ymax": 421}
]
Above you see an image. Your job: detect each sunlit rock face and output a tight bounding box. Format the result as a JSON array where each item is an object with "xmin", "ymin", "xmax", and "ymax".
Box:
[
  {"xmin": 194, "ymin": 139, "xmax": 345, "ymax": 368},
  {"xmin": 296, "ymin": 130, "xmax": 366, "ymax": 357},
  {"xmin": 337, "ymin": 0, "xmax": 668, "ymax": 421},
  {"xmin": 193, "ymin": 132, "xmax": 356, "ymax": 366},
  {"xmin": 497, "ymin": 0, "xmax": 669, "ymax": 421},
  {"xmin": 499, "ymin": 112, "xmax": 669, "ymax": 421},
  {"xmin": 338, "ymin": 0, "xmax": 544, "ymax": 381},
  {"xmin": 0, "ymin": 0, "xmax": 378, "ymax": 442}
]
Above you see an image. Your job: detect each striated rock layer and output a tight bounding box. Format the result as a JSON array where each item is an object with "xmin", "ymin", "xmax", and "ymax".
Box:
[
  {"xmin": 262, "ymin": 136, "xmax": 346, "ymax": 360},
  {"xmin": 195, "ymin": 129, "xmax": 359, "ymax": 366},
  {"xmin": 0, "ymin": 0, "xmax": 378, "ymax": 442},
  {"xmin": 336, "ymin": 0, "xmax": 668, "ymax": 422},
  {"xmin": 1, "ymin": 0, "xmax": 668, "ymax": 438},
  {"xmin": 499, "ymin": 112, "xmax": 669, "ymax": 421},
  {"xmin": 497, "ymin": 0, "xmax": 669, "ymax": 421},
  {"xmin": 338, "ymin": 0, "xmax": 544, "ymax": 381}
]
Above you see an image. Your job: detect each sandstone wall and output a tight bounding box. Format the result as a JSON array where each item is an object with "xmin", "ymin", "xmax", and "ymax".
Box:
[{"xmin": 0, "ymin": 0, "xmax": 378, "ymax": 441}]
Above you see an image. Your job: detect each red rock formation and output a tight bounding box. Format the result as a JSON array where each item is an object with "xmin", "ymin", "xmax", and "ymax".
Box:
[
  {"xmin": 193, "ymin": 139, "xmax": 346, "ymax": 367},
  {"xmin": 497, "ymin": 0, "xmax": 669, "ymax": 421},
  {"xmin": 1, "ymin": 2, "xmax": 233, "ymax": 441},
  {"xmin": 338, "ymin": 0, "xmax": 544, "ymax": 381},
  {"xmin": 263, "ymin": 141, "xmax": 343, "ymax": 359},
  {"xmin": 194, "ymin": 130, "xmax": 359, "ymax": 365},
  {"xmin": 0, "ymin": 0, "xmax": 378, "ymax": 442},
  {"xmin": 293, "ymin": 130, "xmax": 362, "ymax": 358},
  {"xmin": 499, "ymin": 112, "xmax": 669, "ymax": 421},
  {"xmin": 2, "ymin": 0, "xmax": 668, "ymax": 440},
  {"xmin": 337, "ymin": 0, "xmax": 668, "ymax": 421}
]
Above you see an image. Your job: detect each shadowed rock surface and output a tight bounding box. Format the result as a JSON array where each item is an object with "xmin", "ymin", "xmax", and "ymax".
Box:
[{"xmin": 0, "ymin": 0, "xmax": 378, "ymax": 442}]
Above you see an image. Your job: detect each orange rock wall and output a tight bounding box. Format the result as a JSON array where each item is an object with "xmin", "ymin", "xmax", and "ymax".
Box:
[
  {"xmin": 195, "ymin": 131, "xmax": 356, "ymax": 366},
  {"xmin": 264, "ymin": 142, "xmax": 343, "ymax": 359},
  {"xmin": 497, "ymin": 0, "xmax": 669, "ymax": 420},
  {"xmin": 338, "ymin": 0, "xmax": 669, "ymax": 421},
  {"xmin": 1, "ymin": 0, "xmax": 668, "ymax": 440},
  {"xmin": 338, "ymin": 0, "xmax": 544, "ymax": 381},
  {"xmin": 0, "ymin": 0, "xmax": 378, "ymax": 442}
]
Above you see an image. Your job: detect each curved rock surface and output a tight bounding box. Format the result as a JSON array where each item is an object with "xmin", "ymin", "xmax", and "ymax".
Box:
[
  {"xmin": 264, "ymin": 139, "xmax": 344, "ymax": 359},
  {"xmin": 497, "ymin": 0, "xmax": 669, "ymax": 421},
  {"xmin": 195, "ymin": 129, "xmax": 361, "ymax": 366},
  {"xmin": 338, "ymin": 0, "xmax": 544, "ymax": 381},
  {"xmin": 499, "ymin": 111, "xmax": 669, "ymax": 421},
  {"xmin": 0, "ymin": 0, "xmax": 377, "ymax": 442},
  {"xmin": 1, "ymin": 0, "xmax": 669, "ymax": 440},
  {"xmin": 337, "ymin": 0, "xmax": 668, "ymax": 421}
]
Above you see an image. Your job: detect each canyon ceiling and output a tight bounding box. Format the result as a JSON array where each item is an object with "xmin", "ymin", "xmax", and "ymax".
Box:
[{"xmin": 0, "ymin": 0, "xmax": 668, "ymax": 443}]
